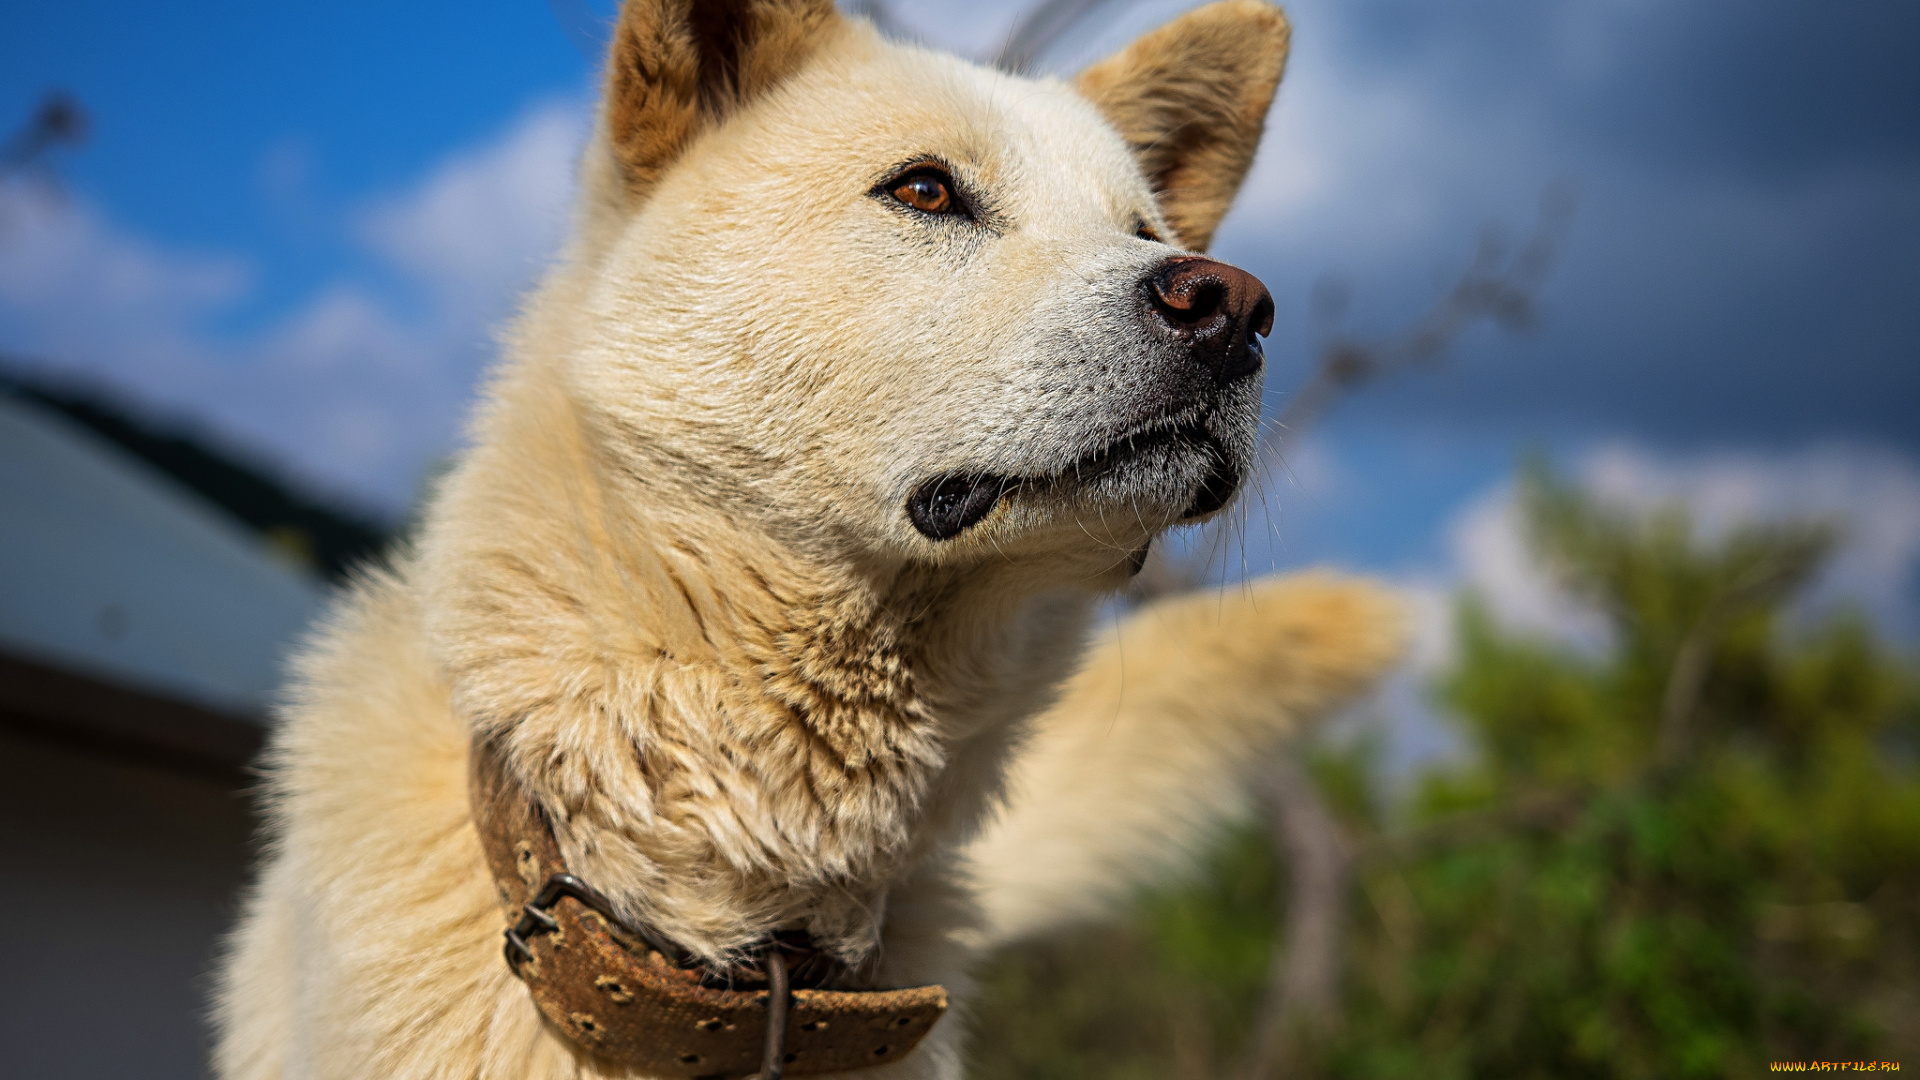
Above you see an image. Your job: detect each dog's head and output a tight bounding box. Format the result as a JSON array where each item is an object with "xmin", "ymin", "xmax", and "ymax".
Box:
[{"xmin": 564, "ymin": 0, "xmax": 1290, "ymax": 584}]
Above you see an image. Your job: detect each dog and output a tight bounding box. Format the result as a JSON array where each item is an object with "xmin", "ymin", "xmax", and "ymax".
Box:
[{"xmin": 211, "ymin": 2, "xmax": 1403, "ymax": 1077}]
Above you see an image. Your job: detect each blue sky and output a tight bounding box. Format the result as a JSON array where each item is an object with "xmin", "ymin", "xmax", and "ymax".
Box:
[
  {"xmin": 1, "ymin": 1, "xmax": 582, "ymax": 301},
  {"xmin": 3, "ymin": 0, "xmax": 1917, "ymax": 696}
]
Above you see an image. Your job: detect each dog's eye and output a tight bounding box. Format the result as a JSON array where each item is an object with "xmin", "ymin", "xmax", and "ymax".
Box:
[
  {"xmin": 1135, "ymin": 221, "xmax": 1163, "ymax": 243},
  {"xmin": 889, "ymin": 170, "xmax": 958, "ymax": 215}
]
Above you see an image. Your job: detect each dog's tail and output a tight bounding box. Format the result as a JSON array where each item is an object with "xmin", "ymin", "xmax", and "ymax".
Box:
[{"xmin": 965, "ymin": 571, "xmax": 1405, "ymax": 947}]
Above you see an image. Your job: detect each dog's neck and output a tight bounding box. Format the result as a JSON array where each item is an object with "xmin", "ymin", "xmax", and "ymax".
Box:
[{"xmin": 419, "ymin": 360, "xmax": 1085, "ymax": 967}]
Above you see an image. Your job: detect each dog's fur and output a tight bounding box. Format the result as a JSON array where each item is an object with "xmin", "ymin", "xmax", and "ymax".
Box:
[{"xmin": 212, "ymin": 3, "xmax": 1404, "ymax": 1077}]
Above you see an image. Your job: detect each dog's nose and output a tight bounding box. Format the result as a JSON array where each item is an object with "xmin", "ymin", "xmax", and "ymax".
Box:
[{"xmin": 1142, "ymin": 256, "xmax": 1275, "ymax": 386}]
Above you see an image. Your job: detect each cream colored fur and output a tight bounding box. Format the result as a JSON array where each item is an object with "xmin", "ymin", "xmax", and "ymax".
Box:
[{"xmin": 213, "ymin": 3, "xmax": 1403, "ymax": 1077}]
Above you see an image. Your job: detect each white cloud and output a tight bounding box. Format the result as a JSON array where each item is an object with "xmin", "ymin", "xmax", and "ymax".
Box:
[
  {"xmin": 0, "ymin": 100, "xmax": 587, "ymax": 512},
  {"xmin": 1357, "ymin": 441, "xmax": 1920, "ymax": 774},
  {"xmin": 1436, "ymin": 442, "xmax": 1920, "ymax": 652},
  {"xmin": 0, "ymin": 178, "xmax": 251, "ymax": 362},
  {"xmin": 1577, "ymin": 443, "xmax": 1920, "ymax": 636},
  {"xmin": 358, "ymin": 101, "xmax": 580, "ymax": 320}
]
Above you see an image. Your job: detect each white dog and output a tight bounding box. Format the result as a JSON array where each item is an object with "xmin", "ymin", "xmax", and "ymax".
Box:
[{"xmin": 213, "ymin": 3, "xmax": 1403, "ymax": 1077}]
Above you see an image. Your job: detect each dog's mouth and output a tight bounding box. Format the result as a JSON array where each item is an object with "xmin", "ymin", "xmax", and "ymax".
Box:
[
  {"xmin": 907, "ymin": 473, "xmax": 1020, "ymax": 541},
  {"xmin": 906, "ymin": 417, "xmax": 1242, "ymax": 541}
]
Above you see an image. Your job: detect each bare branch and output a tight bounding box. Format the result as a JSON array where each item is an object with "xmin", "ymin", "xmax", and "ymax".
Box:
[
  {"xmin": 1267, "ymin": 183, "xmax": 1573, "ymax": 462},
  {"xmin": 1238, "ymin": 751, "xmax": 1352, "ymax": 1080},
  {"xmin": 1655, "ymin": 534, "xmax": 1831, "ymax": 766},
  {"xmin": 1359, "ymin": 788, "xmax": 1584, "ymax": 867},
  {"xmin": 1, "ymin": 92, "xmax": 88, "ymax": 174},
  {"xmin": 1128, "ymin": 186, "xmax": 1574, "ymax": 603},
  {"xmin": 1152, "ymin": 191, "xmax": 1575, "ymax": 1077}
]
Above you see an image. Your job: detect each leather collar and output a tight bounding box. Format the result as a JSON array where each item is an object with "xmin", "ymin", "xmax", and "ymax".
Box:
[{"xmin": 468, "ymin": 736, "xmax": 948, "ymax": 1078}]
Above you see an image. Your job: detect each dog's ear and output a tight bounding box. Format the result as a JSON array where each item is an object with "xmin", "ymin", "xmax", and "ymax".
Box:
[
  {"xmin": 604, "ymin": 0, "xmax": 841, "ymax": 202},
  {"xmin": 1073, "ymin": 0, "xmax": 1290, "ymax": 252}
]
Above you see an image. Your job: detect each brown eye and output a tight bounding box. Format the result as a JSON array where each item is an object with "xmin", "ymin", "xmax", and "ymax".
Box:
[
  {"xmin": 890, "ymin": 171, "xmax": 955, "ymax": 214},
  {"xmin": 1135, "ymin": 222, "xmax": 1162, "ymax": 243}
]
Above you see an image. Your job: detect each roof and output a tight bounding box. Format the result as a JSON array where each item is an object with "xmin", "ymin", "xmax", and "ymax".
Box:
[
  {"xmin": 1, "ymin": 370, "xmax": 391, "ymax": 582},
  {"xmin": 0, "ymin": 392, "xmax": 328, "ymax": 721}
]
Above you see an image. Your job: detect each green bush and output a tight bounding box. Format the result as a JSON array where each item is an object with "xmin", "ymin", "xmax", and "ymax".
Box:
[{"xmin": 969, "ymin": 463, "xmax": 1920, "ymax": 1079}]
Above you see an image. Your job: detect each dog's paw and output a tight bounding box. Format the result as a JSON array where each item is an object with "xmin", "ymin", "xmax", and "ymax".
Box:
[{"xmin": 1111, "ymin": 571, "xmax": 1408, "ymax": 731}]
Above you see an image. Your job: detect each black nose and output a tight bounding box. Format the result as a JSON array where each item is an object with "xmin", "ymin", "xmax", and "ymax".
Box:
[{"xmin": 1142, "ymin": 256, "xmax": 1275, "ymax": 386}]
